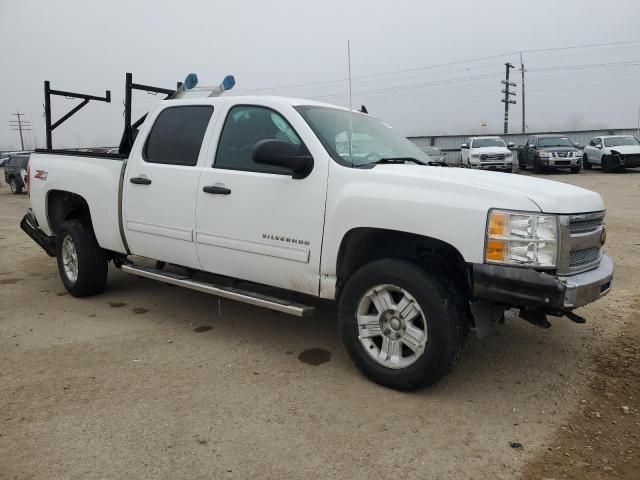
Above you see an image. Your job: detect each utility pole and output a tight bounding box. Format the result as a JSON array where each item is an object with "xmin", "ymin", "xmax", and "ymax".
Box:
[
  {"xmin": 9, "ymin": 110, "xmax": 32, "ymax": 151},
  {"xmin": 520, "ymin": 53, "xmax": 526, "ymax": 134},
  {"xmin": 501, "ymin": 62, "xmax": 516, "ymax": 134}
]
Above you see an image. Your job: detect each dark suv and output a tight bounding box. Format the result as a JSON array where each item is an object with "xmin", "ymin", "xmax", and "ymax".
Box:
[
  {"xmin": 4, "ymin": 154, "xmax": 30, "ymax": 194},
  {"xmin": 518, "ymin": 135, "xmax": 582, "ymax": 174}
]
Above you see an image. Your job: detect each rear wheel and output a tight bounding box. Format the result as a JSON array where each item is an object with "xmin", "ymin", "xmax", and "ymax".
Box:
[
  {"xmin": 583, "ymin": 154, "xmax": 591, "ymax": 170},
  {"xmin": 56, "ymin": 220, "xmax": 108, "ymax": 297},
  {"xmin": 9, "ymin": 177, "xmax": 22, "ymax": 194},
  {"xmin": 338, "ymin": 259, "xmax": 467, "ymax": 390}
]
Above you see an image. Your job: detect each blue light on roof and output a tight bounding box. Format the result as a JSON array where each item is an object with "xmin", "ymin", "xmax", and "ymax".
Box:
[
  {"xmin": 222, "ymin": 75, "xmax": 235, "ymax": 91},
  {"xmin": 183, "ymin": 73, "xmax": 198, "ymax": 90}
]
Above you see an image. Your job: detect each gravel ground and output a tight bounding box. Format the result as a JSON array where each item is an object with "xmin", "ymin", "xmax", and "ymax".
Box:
[{"xmin": 0, "ymin": 167, "xmax": 638, "ymax": 479}]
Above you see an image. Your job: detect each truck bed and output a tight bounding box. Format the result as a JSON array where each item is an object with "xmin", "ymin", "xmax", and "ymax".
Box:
[{"xmin": 29, "ymin": 151, "xmax": 128, "ymax": 253}]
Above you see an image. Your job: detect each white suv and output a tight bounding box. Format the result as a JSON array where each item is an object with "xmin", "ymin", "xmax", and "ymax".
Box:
[{"xmin": 461, "ymin": 136, "xmax": 514, "ymax": 171}]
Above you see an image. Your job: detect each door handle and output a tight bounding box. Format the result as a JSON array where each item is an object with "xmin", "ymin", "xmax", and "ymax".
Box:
[
  {"xmin": 130, "ymin": 176, "xmax": 152, "ymax": 185},
  {"xmin": 203, "ymin": 185, "xmax": 231, "ymax": 195}
]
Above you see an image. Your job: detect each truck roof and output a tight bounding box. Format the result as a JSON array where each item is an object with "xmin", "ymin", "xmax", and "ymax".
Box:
[{"xmin": 156, "ymin": 95, "xmax": 350, "ymax": 111}]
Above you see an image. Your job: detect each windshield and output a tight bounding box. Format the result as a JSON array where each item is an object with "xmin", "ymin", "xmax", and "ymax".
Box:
[
  {"xmin": 471, "ymin": 138, "xmax": 506, "ymax": 148},
  {"xmin": 296, "ymin": 106, "xmax": 430, "ymax": 166},
  {"xmin": 538, "ymin": 136, "xmax": 573, "ymax": 148},
  {"xmin": 604, "ymin": 136, "xmax": 639, "ymax": 147}
]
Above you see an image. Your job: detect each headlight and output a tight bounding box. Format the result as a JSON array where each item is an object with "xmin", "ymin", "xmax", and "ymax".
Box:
[
  {"xmin": 471, "ymin": 154, "xmax": 480, "ymax": 159},
  {"xmin": 505, "ymin": 152, "xmax": 512, "ymax": 158},
  {"xmin": 485, "ymin": 210, "xmax": 558, "ymax": 268},
  {"xmin": 538, "ymin": 151, "xmax": 552, "ymax": 158}
]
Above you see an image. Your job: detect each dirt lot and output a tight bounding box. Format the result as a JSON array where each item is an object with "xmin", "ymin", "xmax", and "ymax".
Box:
[{"xmin": 1, "ymin": 168, "xmax": 638, "ymax": 479}]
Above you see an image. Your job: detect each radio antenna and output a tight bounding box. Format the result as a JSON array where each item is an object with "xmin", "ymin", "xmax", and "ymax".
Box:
[{"xmin": 347, "ymin": 40, "xmax": 353, "ymax": 166}]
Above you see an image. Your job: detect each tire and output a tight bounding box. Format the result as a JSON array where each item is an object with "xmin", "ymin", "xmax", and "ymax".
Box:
[
  {"xmin": 518, "ymin": 151, "xmax": 527, "ymax": 170},
  {"xmin": 570, "ymin": 159, "xmax": 581, "ymax": 174},
  {"xmin": 56, "ymin": 220, "xmax": 108, "ymax": 297},
  {"xmin": 583, "ymin": 154, "xmax": 592, "ymax": 170},
  {"xmin": 9, "ymin": 177, "xmax": 22, "ymax": 194},
  {"xmin": 338, "ymin": 259, "xmax": 468, "ymax": 391},
  {"xmin": 533, "ymin": 157, "xmax": 543, "ymax": 174},
  {"xmin": 602, "ymin": 155, "xmax": 613, "ymax": 173}
]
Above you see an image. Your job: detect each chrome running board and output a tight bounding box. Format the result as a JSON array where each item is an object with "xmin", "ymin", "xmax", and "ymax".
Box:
[{"xmin": 121, "ymin": 264, "xmax": 314, "ymax": 317}]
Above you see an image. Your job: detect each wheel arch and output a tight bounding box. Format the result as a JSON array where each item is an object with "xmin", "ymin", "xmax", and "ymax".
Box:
[
  {"xmin": 335, "ymin": 227, "xmax": 470, "ymax": 300},
  {"xmin": 46, "ymin": 190, "xmax": 94, "ymax": 235}
]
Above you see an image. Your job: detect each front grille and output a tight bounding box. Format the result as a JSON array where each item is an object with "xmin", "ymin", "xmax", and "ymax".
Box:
[
  {"xmin": 569, "ymin": 247, "xmax": 601, "ymax": 267},
  {"xmin": 558, "ymin": 212, "xmax": 605, "ymax": 275},
  {"xmin": 480, "ymin": 154, "xmax": 506, "ymax": 160},
  {"xmin": 556, "ymin": 152, "xmax": 568, "ymax": 158},
  {"xmin": 569, "ymin": 217, "xmax": 603, "ymax": 234}
]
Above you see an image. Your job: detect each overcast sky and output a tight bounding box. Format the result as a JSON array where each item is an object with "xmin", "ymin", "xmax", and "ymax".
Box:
[{"xmin": 1, "ymin": 0, "xmax": 639, "ymax": 150}]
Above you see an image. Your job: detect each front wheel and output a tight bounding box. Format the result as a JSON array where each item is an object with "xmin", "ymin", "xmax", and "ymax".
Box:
[
  {"xmin": 338, "ymin": 259, "xmax": 467, "ymax": 390},
  {"xmin": 56, "ymin": 220, "xmax": 108, "ymax": 297},
  {"xmin": 570, "ymin": 160, "xmax": 581, "ymax": 174},
  {"xmin": 533, "ymin": 157, "xmax": 544, "ymax": 174},
  {"xmin": 602, "ymin": 155, "xmax": 613, "ymax": 173},
  {"xmin": 9, "ymin": 177, "xmax": 22, "ymax": 194}
]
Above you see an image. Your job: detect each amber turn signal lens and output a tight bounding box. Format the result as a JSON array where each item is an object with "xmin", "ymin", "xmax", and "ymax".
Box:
[
  {"xmin": 488, "ymin": 211, "xmax": 507, "ymax": 237},
  {"xmin": 485, "ymin": 239, "xmax": 506, "ymax": 262}
]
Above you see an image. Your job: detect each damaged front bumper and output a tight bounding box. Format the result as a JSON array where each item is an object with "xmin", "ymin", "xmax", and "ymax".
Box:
[{"xmin": 472, "ymin": 255, "xmax": 613, "ymax": 312}]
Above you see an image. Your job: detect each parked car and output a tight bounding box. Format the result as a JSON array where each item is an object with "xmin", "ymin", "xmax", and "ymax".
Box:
[
  {"xmin": 4, "ymin": 154, "xmax": 30, "ymax": 193},
  {"xmin": 583, "ymin": 135, "xmax": 640, "ymax": 172},
  {"xmin": 460, "ymin": 136, "xmax": 514, "ymax": 171},
  {"xmin": 22, "ymin": 92, "xmax": 613, "ymax": 391},
  {"xmin": 518, "ymin": 135, "xmax": 582, "ymax": 173},
  {"xmin": 421, "ymin": 146, "xmax": 448, "ymax": 166}
]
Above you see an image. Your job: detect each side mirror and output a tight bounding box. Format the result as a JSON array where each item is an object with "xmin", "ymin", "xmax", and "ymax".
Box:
[
  {"xmin": 507, "ymin": 142, "xmax": 515, "ymax": 148},
  {"xmin": 252, "ymin": 139, "xmax": 313, "ymax": 179},
  {"xmin": 528, "ymin": 144, "xmax": 536, "ymax": 149},
  {"xmin": 460, "ymin": 143, "xmax": 469, "ymax": 149}
]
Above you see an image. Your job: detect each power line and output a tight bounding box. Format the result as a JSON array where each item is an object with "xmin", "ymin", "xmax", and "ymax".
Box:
[
  {"xmin": 528, "ymin": 60, "xmax": 640, "ymax": 72},
  {"xmin": 234, "ymin": 39, "xmax": 640, "ymax": 94},
  {"xmin": 311, "ymin": 72, "xmax": 502, "ymax": 100},
  {"xmin": 308, "ymin": 59, "xmax": 640, "ymax": 101}
]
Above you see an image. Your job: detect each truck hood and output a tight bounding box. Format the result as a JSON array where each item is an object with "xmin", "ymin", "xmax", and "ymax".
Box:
[
  {"xmin": 471, "ymin": 146, "xmax": 510, "ymax": 155},
  {"xmin": 373, "ymin": 164, "xmax": 604, "ymax": 214},
  {"xmin": 606, "ymin": 145, "xmax": 640, "ymax": 155}
]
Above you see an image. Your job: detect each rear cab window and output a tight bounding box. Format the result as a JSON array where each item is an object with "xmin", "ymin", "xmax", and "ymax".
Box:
[{"xmin": 143, "ymin": 105, "xmax": 214, "ymax": 166}]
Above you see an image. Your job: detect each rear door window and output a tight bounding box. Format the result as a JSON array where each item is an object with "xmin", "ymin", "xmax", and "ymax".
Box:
[{"xmin": 143, "ymin": 106, "xmax": 213, "ymax": 166}]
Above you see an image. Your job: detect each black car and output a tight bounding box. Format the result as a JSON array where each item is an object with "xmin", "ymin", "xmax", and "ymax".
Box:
[
  {"xmin": 517, "ymin": 135, "xmax": 582, "ymax": 174},
  {"xmin": 4, "ymin": 154, "xmax": 30, "ymax": 194}
]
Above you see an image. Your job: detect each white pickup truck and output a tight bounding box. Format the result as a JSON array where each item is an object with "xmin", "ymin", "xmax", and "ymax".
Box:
[
  {"xmin": 21, "ymin": 81, "xmax": 614, "ymax": 390},
  {"xmin": 460, "ymin": 136, "xmax": 514, "ymax": 171}
]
